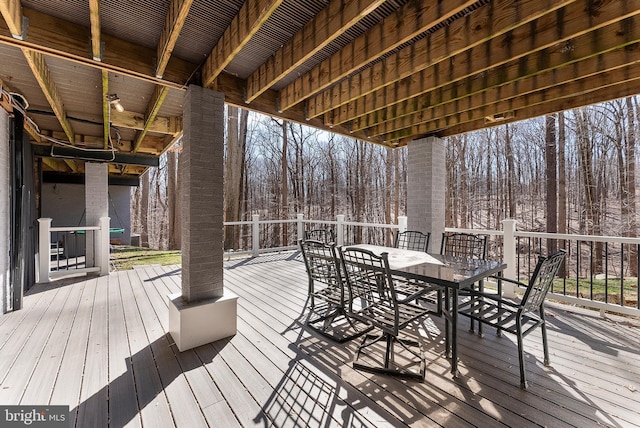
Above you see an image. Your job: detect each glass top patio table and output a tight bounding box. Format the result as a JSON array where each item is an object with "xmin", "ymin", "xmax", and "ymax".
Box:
[{"xmin": 348, "ymin": 244, "xmax": 507, "ymax": 376}]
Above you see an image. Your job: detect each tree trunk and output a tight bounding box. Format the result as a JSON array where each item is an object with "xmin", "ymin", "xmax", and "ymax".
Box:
[
  {"xmin": 385, "ymin": 148, "xmax": 393, "ymax": 245},
  {"xmin": 625, "ymin": 97, "xmax": 638, "ymax": 275},
  {"xmin": 281, "ymin": 120, "xmax": 288, "ymax": 246},
  {"xmin": 224, "ymin": 105, "xmax": 245, "ymax": 250},
  {"xmin": 545, "ymin": 115, "xmax": 558, "ymax": 254},
  {"xmin": 558, "ymin": 112, "xmax": 567, "ymax": 235},
  {"xmin": 167, "ymin": 147, "xmax": 181, "ymax": 249},
  {"xmin": 505, "ymin": 124, "xmax": 516, "ymax": 218}
]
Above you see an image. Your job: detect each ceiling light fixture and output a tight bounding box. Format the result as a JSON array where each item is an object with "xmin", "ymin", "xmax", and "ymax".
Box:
[{"xmin": 106, "ymin": 94, "xmax": 125, "ymax": 112}]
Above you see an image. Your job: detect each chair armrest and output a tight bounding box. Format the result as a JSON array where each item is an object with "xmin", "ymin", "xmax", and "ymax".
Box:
[
  {"xmin": 464, "ymin": 289, "xmax": 520, "ymax": 308},
  {"xmin": 488, "ymin": 275, "xmax": 528, "ymax": 288}
]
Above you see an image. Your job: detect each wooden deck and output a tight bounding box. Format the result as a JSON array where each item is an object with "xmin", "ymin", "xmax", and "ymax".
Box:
[{"xmin": 1, "ymin": 252, "xmax": 639, "ymax": 427}]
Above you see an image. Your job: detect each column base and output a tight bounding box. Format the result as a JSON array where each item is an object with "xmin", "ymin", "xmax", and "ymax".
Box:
[{"xmin": 168, "ymin": 291, "xmax": 238, "ymax": 352}]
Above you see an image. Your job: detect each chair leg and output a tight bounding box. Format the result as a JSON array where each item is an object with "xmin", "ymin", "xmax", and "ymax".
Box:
[
  {"xmin": 353, "ymin": 332, "xmax": 425, "ymax": 380},
  {"xmin": 540, "ymin": 308, "xmax": 550, "ymax": 366},
  {"xmin": 307, "ymin": 306, "xmax": 372, "ymax": 343},
  {"xmin": 516, "ymin": 321, "xmax": 528, "ymax": 389}
]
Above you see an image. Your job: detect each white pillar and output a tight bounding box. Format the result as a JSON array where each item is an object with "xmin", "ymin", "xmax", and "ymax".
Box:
[
  {"xmin": 397, "ymin": 216, "xmax": 408, "ymax": 233},
  {"xmin": 97, "ymin": 216, "xmax": 110, "ymax": 275},
  {"xmin": 296, "ymin": 213, "xmax": 304, "ymax": 242},
  {"xmin": 336, "ymin": 215, "xmax": 345, "ymax": 246},
  {"xmin": 502, "ymin": 219, "xmax": 518, "ymax": 297},
  {"xmin": 407, "ymin": 137, "xmax": 446, "ymax": 253},
  {"xmin": 37, "ymin": 218, "xmax": 52, "ymax": 283},
  {"xmin": 85, "ymin": 162, "xmax": 108, "ymax": 268},
  {"xmin": 252, "ymin": 214, "xmax": 260, "ymax": 257}
]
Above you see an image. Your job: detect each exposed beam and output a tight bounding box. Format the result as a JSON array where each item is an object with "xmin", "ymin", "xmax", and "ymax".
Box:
[
  {"xmin": 363, "ymin": 27, "xmax": 640, "ymax": 136},
  {"xmin": 330, "ymin": 0, "xmax": 640, "ymax": 127},
  {"xmin": 202, "ymin": 0, "xmax": 284, "ymax": 87},
  {"xmin": 245, "ymin": 0, "xmax": 386, "ymax": 103},
  {"xmin": 372, "ymin": 52, "xmax": 640, "ymax": 137},
  {"xmin": 215, "ymin": 72, "xmax": 382, "ymax": 145},
  {"xmin": 101, "ymin": 69, "xmax": 109, "ymax": 148},
  {"xmin": 308, "ymin": 0, "xmax": 574, "ymax": 120},
  {"xmin": 0, "ymin": 7, "xmax": 194, "ymax": 88},
  {"xmin": 89, "ymin": 0, "xmax": 101, "ymax": 60},
  {"xmin": 43, "ymin": 171, "xmax": 140, "ymax": 186},
  {"xmin": 432, "ymin": 77, "xmax": 640, "ymax": 140},
  {"xmin": 389, "ymin": 70, "xmax": 640, "ymax": 143},
  {"xmin": 277, "ymin": 0, "xmax": 480, "ymax": 112},
  {"xmin": 22, "ymin": 49, "xmax": 75, "ymax": 145},
  {"xmin": 0, "ymin": 0, "xmax": 23, "ymax": 39},
  {"xmin": 110, "ymin": 108, "xmax": 181, "ymax": 135},
  {"xmin": 156, "ymin": 0, "xmax": 194, "ymax": 78},
  {"xmin": 133, "ymin": 86, "xmax": 171, "ymax": 153},
  {"xmin": 32, "ymin": 143, "xmax": 160, "ymax": 167}
]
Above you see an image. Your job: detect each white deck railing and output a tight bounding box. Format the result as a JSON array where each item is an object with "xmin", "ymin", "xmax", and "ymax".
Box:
[
  {"xmin": 37, "ymin": 217, "xmax": 110, "ymax": 283},
  {"xmin": 223, "ymin": 215, "xmax": 640, "ymax": 317}
]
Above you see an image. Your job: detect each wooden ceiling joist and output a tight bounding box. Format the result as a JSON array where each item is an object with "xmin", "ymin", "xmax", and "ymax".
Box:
[
  {"xmin": 383, "ymin": 61, "xmax": 640, "ymax": 142},
  {"xmin": 101, "ymin": 70, "xmax": 110, "ymax": 149},
  {"xmin": 132, "ymin": 86, "xmax": 171, "ymax": 153},
  {"xmin": 432, "ymin": 77, "xmax": 640, "ymax": 140},
  {"xmin": 89, "ymin": 0, "xmax": 102, "ymax": 60},
  {"xmin": 22, "ymin": 49, "xmax": 75, "ymax": 145},
  {"xmin": 216, "ymin": 72, "xmax": 381, "ymax": 145},
  {"xmin": 277, "ymin": 0, "xmax": 481, "ymax": 112},
  {"xmin": 330, "ymin": 0, "xmax": 640, "ymax": 128},
  {"xmin": 201, "ymin": 0, "xmax": 284, "ymax": 88},
  {"xmin": 244, "ymin": 0, "xmax": 386, "ymax": 103},
  {"xmin": 156, "ymin": 0, "xmax": 194, "ymax": 79},
  {"xmin": 361, "ymin": 29, "xmax": 640, "ymax": 137},
  {"xmin": 0, "ymin": 7, "xmax": 194, "ymax": 88},
  {"xmin": 0, "ymin": 0, "xmax": 23, "ymax": 39},
  {"xmin": 110, "ymin": 109, "xmax": 181, "ymax": 136},
  {"xmin": 307, "ymin": 0, "xmax": 574, "ymax": 120}
]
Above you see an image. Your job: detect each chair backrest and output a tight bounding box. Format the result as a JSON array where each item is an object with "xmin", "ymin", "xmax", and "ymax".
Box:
[
  {"xmin": 394, "ymin": 230, "xmax": 430, "ymax": 252},
  {"xmin": 521, "ymin": 249, "xmax": 567, "ymax": 313},
  {"xmin": 299, "ymin": 239, "xmax": 342, "ymax": 289},
  {"xmin": 440, "ymin": 232, "xmax": 487, "ymax": 259},
  {"xmin": 304, "ymin": 229, "xmax": 335, "ymax": 244},
  {"xmin": 338, "ymin": 247, "xmax": 398, "ymax": 334}
]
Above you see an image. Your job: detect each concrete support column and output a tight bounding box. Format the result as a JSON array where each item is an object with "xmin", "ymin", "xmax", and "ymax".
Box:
[
  {"xmin": 85, "ymin": 162, "xmax": 109, "ymax": 267},
  {"xmin": 169, "ymin": 85, "xmax": 237, "ymax": 352},
  {"xmin": 407, "ymin": 137, "xmax": 446, "ymax": 253},
  {"xmin": 180, "ymin": 85, "xmax": 225, "ymax": 301}
]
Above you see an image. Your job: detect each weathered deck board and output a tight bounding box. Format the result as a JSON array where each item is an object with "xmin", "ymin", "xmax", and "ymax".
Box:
[{"xmin": 0, "ymin": 253, "xmax": 638, "ymax": 427}]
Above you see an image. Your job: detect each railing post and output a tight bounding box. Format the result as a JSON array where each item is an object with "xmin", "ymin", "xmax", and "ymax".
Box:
[
  {"xmin": 297, "ymin": 213, "xmax": 304, "ymax": 243},
  {"xmin": 502, "ymin": 219, "xmax": 518, "ymax": 298},
  {"xmin": 336, "ymin": 215, "xmax": 345, "ymax": 246},
  {"xmin": 37, "ymin": 218, "xmax": 52, "ymax": 283},
  {"xmin": 97, "ymin": 216, "xmax": 111, "ymax": 275},
  {"xmin": 252, "ymin": 214, "xmax": 260, "ymax": 257},
  {"xmin": 398, "ymin": 216, "xmax": 408, "ymax": 233}
]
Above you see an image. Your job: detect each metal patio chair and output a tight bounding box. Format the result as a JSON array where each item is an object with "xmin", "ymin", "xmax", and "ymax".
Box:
[
  {"xmin": 339, "ymin": 246, "xmax": 431, "ymax": 380},
  {"xmin": 457, "ymin": 249, "xmax": 566, "ymax": 389},
  {"xmin": 394, "ymin": 230, "xmax": 430, "ymax": 252},
  {"xmin": 442, "ymin": 232, "xmax": 488, "ymax": 322},
  {"xmin": 304, "ymin": 228, "xmax": 335, "ymax": 244},
  {"xmin": 392, "ymin": 230, "xmax": 441, "ymax": 313},
  {"xmin": 299, "ymin": 239, "xmax": 369, "ymax": 343}
]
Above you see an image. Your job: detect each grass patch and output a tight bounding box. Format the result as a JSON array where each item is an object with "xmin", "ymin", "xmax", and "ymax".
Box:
[{"xmin": 110, "ymin": 246, "xmax": 181, "ymax": 271}]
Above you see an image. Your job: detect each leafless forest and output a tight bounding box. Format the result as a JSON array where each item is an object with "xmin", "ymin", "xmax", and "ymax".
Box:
[{"xmin": 132, "ymin": 96, "xmax": 639, "ymax": 257}]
